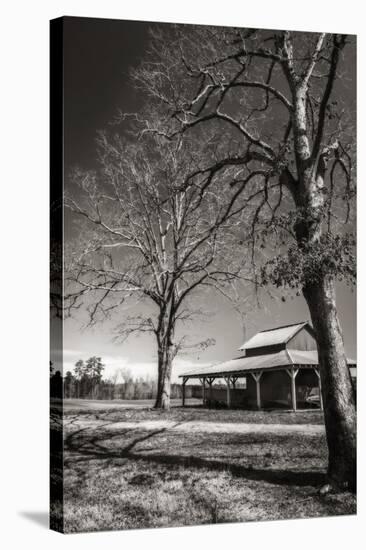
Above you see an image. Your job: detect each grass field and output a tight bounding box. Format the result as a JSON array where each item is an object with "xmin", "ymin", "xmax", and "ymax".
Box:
[
  {"xmin": 62, "ymin": 397, "xmax": 202, "ymax": 412},
  {"xmin": 58, "ymin": 402, "xmax": 356, "ymax": 533}
]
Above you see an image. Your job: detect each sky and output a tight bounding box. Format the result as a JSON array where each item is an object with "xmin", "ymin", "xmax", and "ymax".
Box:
[
  {"xmin": 64, "ymin": 16, "xmax": 151, "ymax": 170},
  {"xmin": 61, "ymin": 17, "xmax": 357, "ymax": 383}
]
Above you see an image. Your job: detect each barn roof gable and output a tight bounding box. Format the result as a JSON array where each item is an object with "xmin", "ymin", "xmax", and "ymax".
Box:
[
  {"xmin": 179, "ymin": 321, "xmax": 356, "ymax": 379},
  {"xmin": 238, "ymin": 321, "xmax": 315, "ymax": 351}
]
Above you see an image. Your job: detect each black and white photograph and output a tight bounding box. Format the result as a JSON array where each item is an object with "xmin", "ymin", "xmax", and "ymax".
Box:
[{"xmin": 49, "ymin": 15, "xmax": 358, "ymax": 534}]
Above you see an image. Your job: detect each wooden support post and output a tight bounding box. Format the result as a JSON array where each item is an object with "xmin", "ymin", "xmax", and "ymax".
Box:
[
  {"xmin": 314, "ymin": 368, "xmax": 323, "ymax": 411},
  {"xmin": 286, "ymin": 368, "xmax": 299, "ymax": 411},
  {"xmin": 199, "ymin": 378, "xmax": 206, "ymax": 405},
  {"xmin": 207, "ymin": 378, "xmax": 214, "ymax": 407},
  {"xmin": 182, "ymin": 377, "xmax": 187, "ymax": 407},
  {"xmin": 250, "ymin": 371, "xmax": 263, "ymax": 410},
  {"xmin": 225, "ymin": 377, "xmax": 231, "ymax": 408}
]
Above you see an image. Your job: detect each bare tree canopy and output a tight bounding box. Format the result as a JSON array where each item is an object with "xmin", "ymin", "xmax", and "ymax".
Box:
[
  {"xmin": 65, "ymin": 134, "xmax": 255, "ymax": 409},
  {"xmin": 127, "ymin": 26, "xmax": 356, "ymax": 490}
]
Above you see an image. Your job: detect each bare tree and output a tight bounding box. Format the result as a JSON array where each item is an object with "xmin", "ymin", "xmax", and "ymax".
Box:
[
  {"xmin": 108, "ymin": 369, "xmax": 121, "ymax": 400},
  {"xmin": 65, "ymin": 135, "xmax": 253, "ymax": 409},
  {"xmin": 132, "ymin": 27, "xmax": 356, "ymax": 490}
]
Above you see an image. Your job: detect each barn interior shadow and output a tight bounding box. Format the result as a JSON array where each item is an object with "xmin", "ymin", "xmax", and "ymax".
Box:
[{"xmin": 63, "ymin": 413, "xmax": 326, "ymax": 489}]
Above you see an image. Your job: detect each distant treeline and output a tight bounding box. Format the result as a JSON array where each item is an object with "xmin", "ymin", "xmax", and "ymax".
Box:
[
  {"xmin": 50, "ymin": 357, "xmax": 200, "ymax": 400},
  {"xmin": 62, "ymin": 374, "xmax": 184, "ymax": 400}
]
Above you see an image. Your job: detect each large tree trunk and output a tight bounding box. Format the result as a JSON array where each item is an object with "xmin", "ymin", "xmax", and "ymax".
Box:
[
  {"xmin": 154, "ymin": 345, "xmax": 174, "ymax": 410},
  {"xmin": 153, "ymin": 300, "xmax": 177, "ymax": 410},
  {"xmin": 303, "ymin": 275, "xmax": 356, "ymax": 492},
  {"xmin": 288, "ymin": 78, "xmax": 357, "ymax": 491}
]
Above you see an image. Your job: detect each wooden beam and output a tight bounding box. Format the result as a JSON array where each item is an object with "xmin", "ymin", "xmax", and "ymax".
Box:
[
  {"xmin": 201, "ymin": 378, "xmax": 206, "ymax": 405},
  {"xmin": 207, "ymin": 378, "xmax": 214, "ymax": 406},
  {"xmin": 313, "ymin": 368, "xmax": 323, "ymax": 411},
  {"xmin": 225, "ymin": 377, "xmax": 231, "ymax": 408},
  {"xmin": 286, "ymin": 368, "xmax": 299, "ymax": 411},
  {"xmin": 250, "ymin": 371, "xmax": 263, "ymax": 410},
  {"xmin": 182, "ymin": 377, "xmax": 187, "ymax": 407}
]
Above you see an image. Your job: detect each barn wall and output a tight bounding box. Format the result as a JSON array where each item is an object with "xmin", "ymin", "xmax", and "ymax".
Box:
[
  {"xmin": 287, "ymin": 326, "xmax": 317, "ymax": 351},
  {"xmin": 256, "ymin": 369, "xmax": 319, "ymax": 408},
  {"xmin": 296, "ymin": 368, "xmax": 319, "ymax": 403},
  {"xmin": 245, "ymin": 344, "xmax": 284, "ymax": 357},
  {"xmin": 296, "ymin": 368, "xmax": 318, "ymax": 386},
  {"xmin": 246, "ymin": 373, "xmax": 291, "ymax": 408},
  {"xmin": 199, "ymin": 368, "xmax": 320, "ymax": 409},
  {"xmin": 246, "ymin": 375, "xmax": 259, "ymax": 407},
  {"xmin": 186, "ymin": 385, "xmax": 203, "ymax": 399},
  {"xmin": 207, "ymin": 371, "xmax": 301, "ymax": 409},
  {"xmin": 206, "ymin": 388, "xmax": 250, "ymax": 407},
  {"xmin": 260, "ymin": 370, "xmax": 290, "ymax": 407}
]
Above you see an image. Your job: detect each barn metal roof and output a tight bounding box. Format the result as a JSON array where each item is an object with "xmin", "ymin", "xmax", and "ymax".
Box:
[
  {"xmin": 238, "ymin": 321, "xmax": 310, "ymax": 351},
  {"xmin": 179, "ymin": 349, "xmax": 356, "ymax": 379}
]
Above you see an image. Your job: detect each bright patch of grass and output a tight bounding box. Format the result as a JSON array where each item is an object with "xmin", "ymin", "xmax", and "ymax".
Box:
[
  {"xmin": 63, "ymin": 402, "xmax": 325, "ymax": 425},
  {"xmin": 62, "ymin": 407, "xmax": 355, "ymax": 533}
]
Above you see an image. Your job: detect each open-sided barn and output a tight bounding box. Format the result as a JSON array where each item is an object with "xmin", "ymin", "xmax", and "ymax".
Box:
[{"xmin": 179, "ymin": 322, "xmax": 356, "ymax": 411}]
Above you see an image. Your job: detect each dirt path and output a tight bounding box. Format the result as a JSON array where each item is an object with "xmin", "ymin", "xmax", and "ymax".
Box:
[{"xmin": 66, "ymin": 418, "xmax": 324, "ymax": 435}]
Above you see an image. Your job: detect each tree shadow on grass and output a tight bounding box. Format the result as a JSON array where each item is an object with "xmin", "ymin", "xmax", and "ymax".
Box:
[
  {"xmin": 130, "ymin": 452, "xmax": 326, "ymax": 487},
  {"xmin": 64, "ymin": 415, "xmax": 326, "ymax": 488}
]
